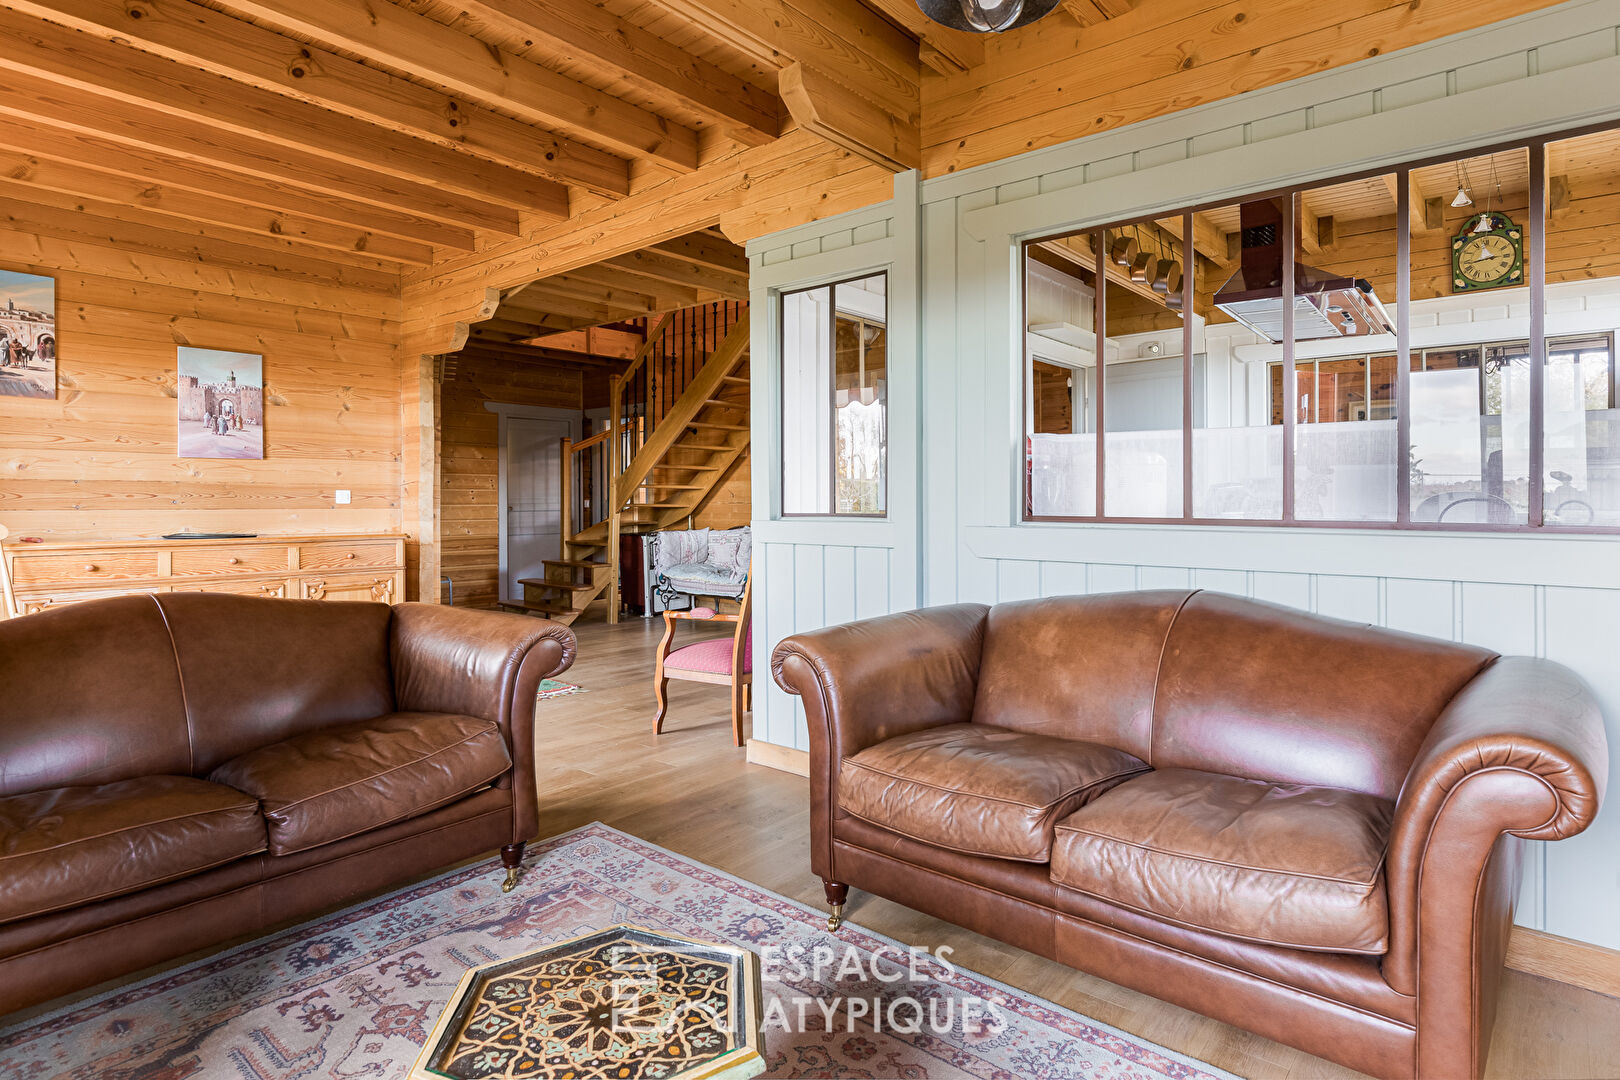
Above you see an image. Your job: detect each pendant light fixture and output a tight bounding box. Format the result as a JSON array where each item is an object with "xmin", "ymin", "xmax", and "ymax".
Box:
[
  {"xmin": 916, "ymin": 0, "xmax": 1062, "ymax": 33},
  {"xmin": 1451, "ymin": 161, "xmax": 1474, "ymax": 208}
]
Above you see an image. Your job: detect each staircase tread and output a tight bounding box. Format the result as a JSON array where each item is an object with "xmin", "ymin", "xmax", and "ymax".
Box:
[
  {"xmin": 502, "ymin": 600, "xmax": 583, "ymax": 616},
  {"xmin": 672, "ymin": 443, "xmax": 735, "ymax": 452},
  {"xmin": 686, "ymin": 421, "xmax": 749, "ymax": 430},
  {"xmin": 652, "ymin": 464, "xmax": 721, "ymax": 471},
  {"xmin": 543, "ymin": 559, "xmax": 606, "ymax": 570}
]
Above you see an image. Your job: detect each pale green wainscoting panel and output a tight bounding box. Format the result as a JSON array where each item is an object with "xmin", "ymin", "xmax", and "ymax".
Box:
[{"xmin": 747, "ymin": 1, "xmax": 1620, "ymax": 950}]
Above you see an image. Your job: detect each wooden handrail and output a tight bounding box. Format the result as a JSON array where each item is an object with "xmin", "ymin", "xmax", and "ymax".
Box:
[
  {"xmin": 568, "ymin": 421, "xmax": 631, "ymax": 455},
  {"xmin": 615, "ymin": 309, "xmax": 751, "ymax": 508},
  {"xmin": 612, "ymin": 312, "xmax": 673, "ymax": 392}
]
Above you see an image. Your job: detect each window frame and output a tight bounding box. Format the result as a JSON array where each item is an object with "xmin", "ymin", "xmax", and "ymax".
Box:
[
  {"xmin": 1020, "ymin": 124, "xmax": 1620, "ymax": 534},
  {"xmin": 778, "ymin": 271, "xmax": 890, "ymax": 520}
]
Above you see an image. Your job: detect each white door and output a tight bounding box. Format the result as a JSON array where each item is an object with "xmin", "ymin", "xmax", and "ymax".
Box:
[{"xmin": 502, "ymin": 416, "xmax": 570, "ymax": 603}]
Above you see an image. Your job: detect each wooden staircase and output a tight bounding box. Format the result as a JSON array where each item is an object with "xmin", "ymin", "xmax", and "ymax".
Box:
[{"xmin": 509, "ymin": 304, "xmax": 750, "ymax": 625}]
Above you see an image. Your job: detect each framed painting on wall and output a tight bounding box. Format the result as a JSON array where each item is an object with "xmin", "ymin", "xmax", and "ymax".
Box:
[
  {"xmin": 177, "ymin": 347, "xmax": 264, "ymax": 459},
  {"xmin": 0, "ymin": 269, "xmax": 57, "ymax": 400}
]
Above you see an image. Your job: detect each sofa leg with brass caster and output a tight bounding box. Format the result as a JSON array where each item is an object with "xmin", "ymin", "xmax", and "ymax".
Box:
[
  {"xmin": 500, "ymin": 842, "xmax": 526, "ymax": 894},
  {"xmin": 822, "ymin": 879, "xmax": 849, "ymax": 933}
]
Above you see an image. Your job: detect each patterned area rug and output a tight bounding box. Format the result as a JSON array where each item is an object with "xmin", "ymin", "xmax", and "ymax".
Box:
[
  {"xmin": 536, "ymin": 679, "xmax": 584, "ymax": 700},
  {"xmin": 0, "ymin": 823, "xmax": 1236, "ymax": 1080}
]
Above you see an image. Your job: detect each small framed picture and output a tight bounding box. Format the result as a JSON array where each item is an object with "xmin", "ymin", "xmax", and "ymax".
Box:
[
  {"xmin": 0, "ymin": 269, "xmax": 57, "ymax": 400},
  {"xmin": 177, "ymin": 347, "xmax": 264, "ymax": 459}
]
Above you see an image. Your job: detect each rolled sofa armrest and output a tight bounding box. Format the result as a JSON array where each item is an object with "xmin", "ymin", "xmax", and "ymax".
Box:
[
  {"xmin": 771, "ymin": 604, "xmax": 988, "ymax": 881},
  {"xmin": 390, "ymin": 603, "xmax": 577, "ymax": 845},
  {"xmin": 1383, "ymin": 655, "xmax": 1608, "ymax": 999}
]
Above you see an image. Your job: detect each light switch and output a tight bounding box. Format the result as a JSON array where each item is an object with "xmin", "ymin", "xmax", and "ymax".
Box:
[{"xmin": 335, "ymin": 489, "xmax": 351, "ymax": 505}]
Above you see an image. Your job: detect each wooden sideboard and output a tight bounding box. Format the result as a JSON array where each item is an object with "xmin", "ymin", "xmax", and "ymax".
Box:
[{"xmin": 0, "ymin": 534, "xmax": 407, "ymax": 618}]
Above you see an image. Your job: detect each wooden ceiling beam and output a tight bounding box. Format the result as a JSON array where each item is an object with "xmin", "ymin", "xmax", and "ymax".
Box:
[
  {"xmin": 537, "ymin": 265, "xmax": 706, "ymax": 309},
  {"xmin": 855, "ymin": 0, "xmax": 984, "ymax": 75},
  {"xmin": 781, "ymin": 62, "xmax": 919, "ymax": 173},
  {"xmin": 0, "ymin": 8, "xmax": 566, "ymax": 220},
  {"xmin": 455, "ymin": 0, "xmax": 780, "ymax": 146},
  {"xmin": 0, "ymin": 148, "xmax": 434, "ymax": 266},
  {"xmin": 458, "ymin": 343, "xmax": 630, "ymax": 370},
  {"xmin": 220, "ymin": 0, "xmax": 700, "ymax": 173},
  {"xmin": 0, "ymin": 113, "xmax": 477, "ymax": 249},
  {"xmin": 0, "ymin": 187, "xmax": 400, "ymax": 292},
  {"xmin": 646, "ymin": 0, "xmax": 920, "ymax": 172},
  {"xmin": 600, "ymin": 249, "xmax": 749, "ymax": 297},
  {"xmin": 507, "ymin": 276, "xmax": 670, "ymax": 314},
  {"xmin": 500, "ymin": 297, "xmax": 634, "ymax": 327},
  {"xmin": 0, "ymin": 68, "xmax": 521, "ymax": 234},
  {"xmin": 5, "ymin": 0, "xmax": 631, "ymax": 198},
  {"xmin": 649, "ymin": 233, "xmax": 749, "ymax": 276}
]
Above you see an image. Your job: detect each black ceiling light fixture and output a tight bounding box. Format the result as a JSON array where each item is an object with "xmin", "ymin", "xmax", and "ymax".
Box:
[{"xmin": 917, "ymin": 0, "xmax": 1063, "ymax": 33}]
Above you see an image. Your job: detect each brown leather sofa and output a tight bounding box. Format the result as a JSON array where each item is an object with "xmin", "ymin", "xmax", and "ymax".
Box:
[
  {"xmin": 771, "ymin": 590, "xmax": 1608, "ymax": 1080},
  {"xmin": 0, "ymin": 592, "xmax": 575, "ymax": 1017}
]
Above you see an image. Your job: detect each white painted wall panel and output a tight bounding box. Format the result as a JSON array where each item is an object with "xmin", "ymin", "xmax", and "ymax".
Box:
[{"xmin": 750, "ymin": 0, "xmax": 1620, "ymax": 948}]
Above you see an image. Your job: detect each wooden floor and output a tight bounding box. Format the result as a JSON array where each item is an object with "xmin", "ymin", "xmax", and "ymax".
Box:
[{"xmin": 544, "ymin": 610, "xmax": 1620, "ymax": 1080}]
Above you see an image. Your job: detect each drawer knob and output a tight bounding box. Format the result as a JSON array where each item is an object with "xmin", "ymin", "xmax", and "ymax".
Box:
[
  {"xmin": 83, "ymin": 564, "xmax": 97, "ymax": 572},
  {"xmin": 345, "ymin": 552, "xmax": 357, "ymax": 560},
  {"xmin": 228, "ymin": 557, "xmax": 240, "ymax": 565}
]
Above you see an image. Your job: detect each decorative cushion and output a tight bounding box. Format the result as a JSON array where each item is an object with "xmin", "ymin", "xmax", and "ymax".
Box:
[
  {"xmin": 209, "ymin": 712, "xmax": 511, "ymax": 856},
  {"xmin": 666, "ymin": 635, "xmax": 751, "ymax": 675},
  {"xmin": 707, "ymin": 528, "xmax": 749, "ymax": 576},
  {"xmin": 0, "ymin": 776, "xmax": 267, "ymax": 925},
  {"xmin": 1050, "ymin": 768, "xmax": 1395, "ymax": 954},
  {"xmin": 653, "ymin": 528, "xmax": 709, "ymax": 572},
  {"xmin": 838, "ymin": 723, "xmax": 1149, "ymax": 862}
]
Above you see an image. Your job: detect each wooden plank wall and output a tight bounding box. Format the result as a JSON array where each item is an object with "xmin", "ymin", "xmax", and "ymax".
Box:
[
  {"xmin": 0, "ymin": 195, "xmax": 405, "ymax": 545},
  {"xmin": 694, "ymin": 455, "xmax": 751, "ymax": 531},
  {"xmin": 438, "ymin": 350, "xmax": 583, "ymax": 608},
  {"xmin": 920, "ymin": 0, "xmax": 1569, "ymax": 177}
]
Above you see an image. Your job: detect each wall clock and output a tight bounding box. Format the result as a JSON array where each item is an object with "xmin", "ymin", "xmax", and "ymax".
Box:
[{"xmin": 1451, "ymin": 212, "xmax": 1523, "ymax": 292}]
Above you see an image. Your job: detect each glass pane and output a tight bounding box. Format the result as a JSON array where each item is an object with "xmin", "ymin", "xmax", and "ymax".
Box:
[
  {"xmin": 1545, "ymin": 129, "xmax": 1620, "ymax": 527},
  {"xmin": 833, "ymin": 276, "xmax": 887, "ymax": 515},
  {"xmin": 781, "ymin": 284, "xmax": 831, "ymax": 514},
  {"xmin": 1025, "ymin": 237, "xmax": 1097, "ymax": 517},
  {"xmin": 1293, "ymin": 175, "xmax": 1400, "ymax": 521},
  {"xmin": 1191, "ymin": 199, "xmax": 1282, "ymax": 519},
  {"xmin": 1100, "ymin": 221, "xmax": 1183, "ymax": 518},
  {"xmin": 1408, "ymin": 147, "xmax": 1531, "ymax": 524}
]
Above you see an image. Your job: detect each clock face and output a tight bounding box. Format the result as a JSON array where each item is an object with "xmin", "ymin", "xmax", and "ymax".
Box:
[
  {"xmin": 1451, "ymin": 219, "xmax": 1523, "ymax": 292},
  {"xmin": 1458, "ymin": 234, "xmax": 1517, "ymax": 284}
]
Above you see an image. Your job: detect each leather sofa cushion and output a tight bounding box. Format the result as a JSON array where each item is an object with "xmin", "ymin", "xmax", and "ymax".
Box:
[
  {"xmin": 209, "ymin": 712, "xmax": 511, "ymax": 856},
  {"xmin": 0, "ymin": 776, "xmax": 266, "ymax": 925},
  {"xmin": 1050, "ymin": 768, "xmax": 1395, "ymax": 954},
  {"xmin": 839, "ymin": 722, "xmax": 1148, "ymax": 862}
]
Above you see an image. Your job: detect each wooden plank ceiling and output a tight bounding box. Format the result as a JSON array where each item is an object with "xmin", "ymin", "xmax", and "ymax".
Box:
[
  {"xmin": 462, "ymin": 227, "xmax": 750, "ymax": 367},
  {"xmin": 0, "ymin": 0, "xmax": 955, "ymax": 289}
]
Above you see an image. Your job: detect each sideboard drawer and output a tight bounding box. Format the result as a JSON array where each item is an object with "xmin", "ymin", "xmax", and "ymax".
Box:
[
  {"xmin": 11, "ymin": 551, "xmax": 159, "ymax": 587},
  {"xmin": 170, "ymin": 544, "xmax": 290, "ymax": 577},
  {"xmin": 172, "ymin": 577, "xmax": 293, "ymax": 599},
  {"xmin": 15, "ymin": 586, "xmax": 161, "ymax": 616},
  {"xmin": 300, "ymin": 541, "xmax": 399, "ymax": 571},
  {"xmin": 298, "ymin": 572, "xmax": 400, "ymax": 604}
]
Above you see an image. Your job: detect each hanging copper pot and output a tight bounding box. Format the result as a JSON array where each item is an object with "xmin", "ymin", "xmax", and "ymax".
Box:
[
  {"xmin": 1130, "ymin": 250, "xmax": 1155, "ymax": 283},
  {"xmin": 1109, "ymin": 232, "xmax": 1138, "ymax": 267},
  {"xmin": 1152, "ymin": 260, "xmax": 1181, "ymax": 295},
  {"xmin": 1161, "ymin": 263, "xmax": 1185, "ymax": 308}
]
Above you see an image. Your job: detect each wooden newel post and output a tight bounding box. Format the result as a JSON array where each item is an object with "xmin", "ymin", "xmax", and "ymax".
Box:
[
  {"xmin": 559, "ymin": 437, "xmax": 574, "ymax": 564},
  {"xmin": 607, "ymin": 377, "xmax": 622, "ymax": 625}
]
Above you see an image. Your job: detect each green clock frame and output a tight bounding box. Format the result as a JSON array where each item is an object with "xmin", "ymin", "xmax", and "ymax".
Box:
[{"xmin": 1450, "ymin": 212, "xmax": 1524, "ymax": 293}]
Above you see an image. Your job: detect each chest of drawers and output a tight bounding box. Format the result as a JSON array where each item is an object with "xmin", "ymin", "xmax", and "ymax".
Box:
[{"xmin": 0, "ymin": 534, "xmax": 407, "ymax": 617}]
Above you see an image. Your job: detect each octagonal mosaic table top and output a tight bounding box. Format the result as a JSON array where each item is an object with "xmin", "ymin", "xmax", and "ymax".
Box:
[{"xmin": 409, "ymin": 924, "xmax": 765, "ymax": 1080}]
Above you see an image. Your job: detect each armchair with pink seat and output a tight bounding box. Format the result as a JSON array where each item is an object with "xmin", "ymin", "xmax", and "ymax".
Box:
[{"xmin": 652, "ymin": 572, "xmax": 753, "ymax": 746}]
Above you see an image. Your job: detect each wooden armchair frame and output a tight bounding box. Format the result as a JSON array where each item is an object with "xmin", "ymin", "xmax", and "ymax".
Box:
[{"xmin": 652, "ymin": 572, "xmax": 752, "ymax": 746}]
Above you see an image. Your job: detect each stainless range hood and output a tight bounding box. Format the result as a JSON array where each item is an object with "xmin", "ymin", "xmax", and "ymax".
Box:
[{"xmin": 1214, "ymin": 198, "xmax": 1393, "ymax": 344}]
